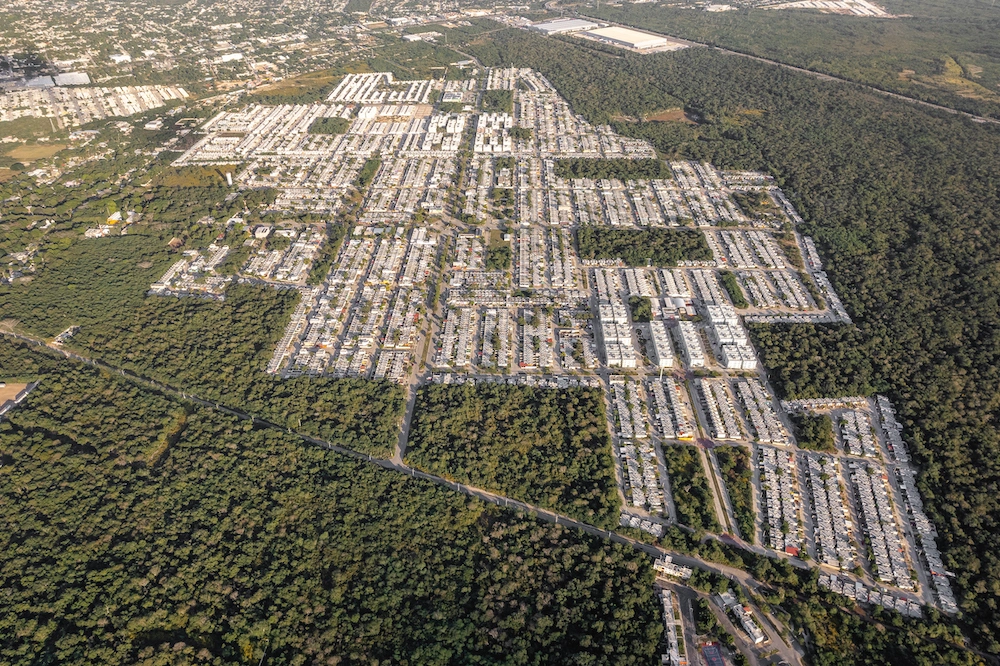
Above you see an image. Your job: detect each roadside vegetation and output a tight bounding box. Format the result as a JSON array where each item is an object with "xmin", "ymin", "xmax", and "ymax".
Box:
[
  {"xmin": 0, "ymin": 339, "xmax": 662, "ymax": 666},
  {"xmin": 715, "ymin": 445, "xmax": 755, "ymax": 543},
  {"xmin": 662, "ymin": 444, "xmax": 720, "ymax": 533},
  {"xmin": 405, "ymin": 383, "xmax": 621, "ymax": 529},
  {"xmin": 71, "ymin": 284, "xmax": 404, "ymax": 457}
]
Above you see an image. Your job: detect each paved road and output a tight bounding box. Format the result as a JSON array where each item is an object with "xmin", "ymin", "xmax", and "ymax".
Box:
[
  {"xmin": 2, "ymin": 330, "xmax": 822, "ymax": 662},
  {"xmin": 0, "ymin": 331, "xmax": 777, "ymax": 581}
]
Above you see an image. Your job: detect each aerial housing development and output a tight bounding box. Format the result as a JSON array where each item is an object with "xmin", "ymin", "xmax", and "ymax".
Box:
[
  {"xmin": 146, "ymin": 67, "xmax": 962, "ymax": 628},
  {"xmin": 0, "ymin": 85, "xmax": 189, "ymax": 128},
  {"xmin": 1, "ymin": 0, "xmax": 996, "ymax": 663}
]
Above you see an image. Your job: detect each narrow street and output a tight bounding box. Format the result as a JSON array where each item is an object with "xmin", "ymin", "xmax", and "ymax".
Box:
[{"xmin": 2, "ymin": 329, "xmax": 806, "ymax": 611}]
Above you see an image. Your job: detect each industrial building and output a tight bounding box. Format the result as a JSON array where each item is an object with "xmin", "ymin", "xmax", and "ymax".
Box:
[
  {"xmin": 582, "ymin": 26, "xmax": 669, "ymax": 50},
  {"xmin": 530, "ymin": 18, "xmax": 600, "ymax": 35},
  {"xmin": 54, "ymin": 72, "xmax": 90, "ymax": 86}
]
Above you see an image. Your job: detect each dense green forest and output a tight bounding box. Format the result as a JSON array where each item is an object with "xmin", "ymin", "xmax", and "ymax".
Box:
[
  {"xmin": 308, "ymin": 116, "xmax": 350, "ymax": 134},
  {"xmin": 576, "ymin": 227, "xmax": 712, "ymax": 267},
  {"xmin": 307, "ymin": 221, "xmax": 348, "ymax": 285},
  {"xmin": 628, "ymin": 295, "xmax": 652, "ymax": 323},
  {"xmin": 509, "ymin": 126, "xmax": 532, "ymax": 141},
  {"xmin": 750, "ymin": 324, "xmax": 879, "ymax": 400},
  {"xmin": 480, "ymin": 89, "xmax": 513, "ymax": 114},
  {"xmin": 356, "ymin": 156, "xmax": 381, "ymax": 189},
  {"xmin": 459, "ymin": 29, "xmax": 1000, "ymax": 649},
  {"xmin": 0, "ymin": 339, "xmax": 662, "ymax": 665},
  {"xmin": 718, "ymin": 271, "xmax": 748, "ymax": 309},
  {"xmin": 791, "ymin": 412, "xmax": 837, "ymax": 453},
  {"xmin": 585, "ymin": 0, "xmax": 1000, "ymax": 120},
  {"xmin": 661, "ymin": 444, "xmax": 720, "ymax": 533},
  {"xmin": 67, "ymin": 284, "xmax": 403, "ymax": 457},
  {"xmin": 714, "ymin": 446, "xmax": 755, "ymax": 543},
  {"xmin": 553, "ymin": 158, "xmax": 669, "ymax": 181},
  {"xmin": 405, "ymin": 383, "xmax": 621, "ymax": 529},
  {"xmin": 483, "ymin": 232, "xmax": 511, "ymax": 270},
  {"xmin": 0, "ymin": 235, "xmax": 175, "ymax": 336}
]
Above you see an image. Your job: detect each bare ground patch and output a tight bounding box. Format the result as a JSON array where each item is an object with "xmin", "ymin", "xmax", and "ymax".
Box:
[{"xmin": 644, "ymin": 108, "xmax": 699, "ymax": 124}]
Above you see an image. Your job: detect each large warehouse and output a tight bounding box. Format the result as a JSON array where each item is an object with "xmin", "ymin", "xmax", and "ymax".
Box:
[
  {"xmin": 530, "ymin": 18, "xmax": 600, "ymax": 35},
  {"xmin": 583, "ymin": 26, "xmax": 669, "ymax": 50}
]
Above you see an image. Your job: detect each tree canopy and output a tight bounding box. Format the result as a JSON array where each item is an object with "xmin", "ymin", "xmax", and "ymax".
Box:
[
  {"xmin": 458, "ymin": 29, "xmax": 1000, "ymax": 649},
  {"xmin": 0, "ymin": 339, "xmax": 663, "ymax": 665},
  {"xmin": 405, "ymin": 383, "xmax": 621, "ymax": 529},
  {"xmin": 554, "ymin": 158, "xmax": 669, "ymax": 181},
  {"xmin": 576, "ymin": 227, "xmax": 712, "ymax": 267}
]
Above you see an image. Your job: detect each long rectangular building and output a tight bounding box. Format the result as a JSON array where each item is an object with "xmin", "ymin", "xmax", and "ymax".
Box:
[
  {"xmin": 531, "ymin": 18, "xmax": 599, "ymax": 34},
  {"xmin": 583, "ymin": 26, "xmax": 669, "ymax": 50},
  {"xmin": 677, "ymin": 320, "xmax": 705, "ymax": 368},
  {"xmin": 649, "ymin": 320, "xmax": 675, "ymax": 368}
]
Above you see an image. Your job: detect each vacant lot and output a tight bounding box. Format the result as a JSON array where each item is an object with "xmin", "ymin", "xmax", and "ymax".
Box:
[
  {"xmin": 645, "ymin": 108, "xmax": 698, "ymax": 124},
  {"xmin": 154, "ymin": 165, "xmax": 240, "ymax": 187},
  {"xmin": 6, "ymin": 143, "xmax": 66, "ymax": 161},
  {"xmin": 0, "ymin": 381, "xmax": 28, "ymax": 404},
  {"xmin": 250, "ymin": 67, "xmax": 363, "ymax": 102}
]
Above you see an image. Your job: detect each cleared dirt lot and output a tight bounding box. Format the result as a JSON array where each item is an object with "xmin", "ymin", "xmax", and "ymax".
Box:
[
  {"xmin": 0, "ymin": 382, "xmax": 28, "ymax": 405},
  {"xmin": 6, "ymin": 143, "xmax": 66, "ymax": 161}
]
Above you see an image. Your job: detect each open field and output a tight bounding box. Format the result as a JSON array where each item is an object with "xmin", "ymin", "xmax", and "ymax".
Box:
[
  {"xmin": 251, "ymin": 68, "xmax": 356, "ymax": 102},
  {"xmin": 154, "ymin": 165, "xmax": 241, "ymax": 187},
  {"xmin": 899, "ymin": 55, "xmax": 1000, "ymax": 104},
  {"xmin": 5, "ymin": 143, "xmax": 65, "ymax": 161},
  {"xmin": 0, "ymin": 381, "xmax": 27, "ymax": 404},
  {"xmin": 645, "ymin": 108, "xmax": 698, "ymax": 124},
  {"xmin": 0, "ymin": 116, "xmax": 59, "ymax": 140}
]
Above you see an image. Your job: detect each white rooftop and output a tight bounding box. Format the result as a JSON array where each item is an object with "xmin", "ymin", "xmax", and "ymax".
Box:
[{"xmin": 531, "ymin": 18, "xmax": 599, "ymax": 34}]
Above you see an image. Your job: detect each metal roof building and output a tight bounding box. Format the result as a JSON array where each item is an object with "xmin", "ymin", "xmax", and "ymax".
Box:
[
  {"xmin": 583, "ymin": 26, "xmax": 669, "ymax": 49},
  {"xmin": 530, "ymin": 18, "xmax": 599, "ymax": 35}
]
